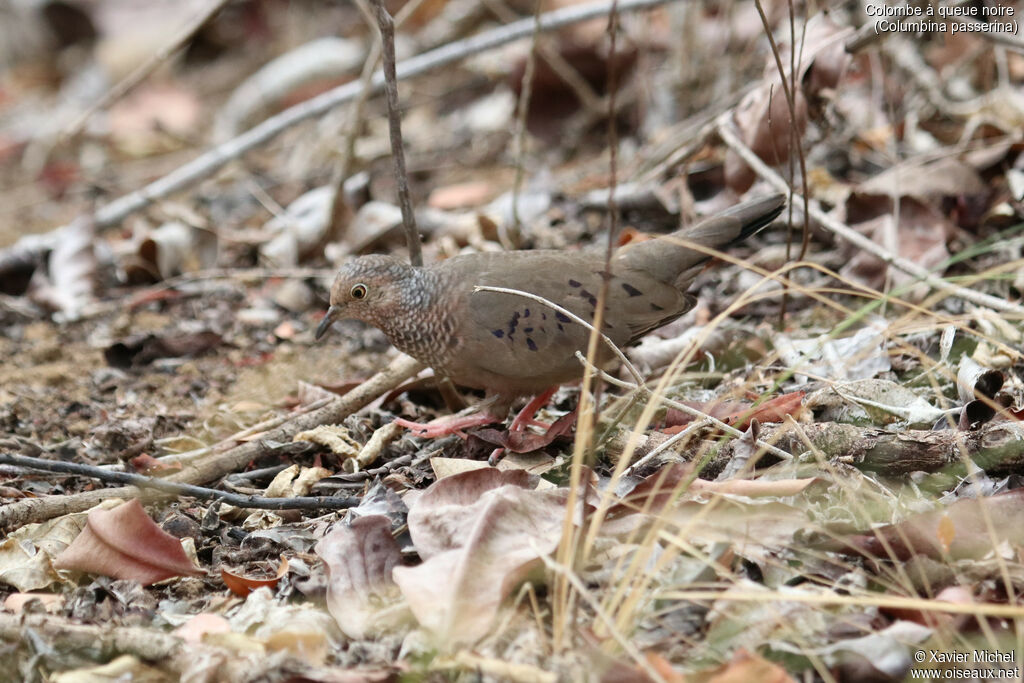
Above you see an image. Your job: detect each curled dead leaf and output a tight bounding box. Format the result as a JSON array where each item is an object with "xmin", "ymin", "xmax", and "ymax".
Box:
[
  {"xmin": 394, "ymin": 468, "xmax": 568, "ymax": 646},
  {"xmin": 315, "ymin": 515, "xmax": 406, "ymax": 640},
  {"xmin": 54, "ymin": 499, "xmax": 202, "ymax": 585},
  {"xmin": 222, "ymin": 557, "xmax": 289, "ymax": 597}
]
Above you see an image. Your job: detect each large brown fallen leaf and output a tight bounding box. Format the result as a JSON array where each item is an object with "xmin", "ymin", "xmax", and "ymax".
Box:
[
  {"xmin": 315, "ymin": 515, "xmax": 408, "ymax": 639},
  {"xmin": 0, "ymin": 500, "xmax": 121, "ymax": 591},
  {"xmin": 54, "ymin": 499, "xmax": 202, "ymax": 585},
  {"xmin": 393, "ymin": 468, "xmax": 569, "ymax": 646}
]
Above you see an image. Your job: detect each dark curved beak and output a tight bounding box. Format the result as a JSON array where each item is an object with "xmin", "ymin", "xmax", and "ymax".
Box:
[{"xmin": 315, "ymin": 306, "xmax": 341, "ymax": 341}]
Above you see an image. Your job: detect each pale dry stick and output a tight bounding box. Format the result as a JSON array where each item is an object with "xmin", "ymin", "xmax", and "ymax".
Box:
[
  {"xmin": 339, "ymin": 0, "xmax": 432, "ymax": 184},
  {"xmin": 621, "ymin": 417, "xmax": 710, "ymax": 472},
  {"xmin": 716, "ymin": 115, "xmax": 1024, "ymax": 315},
  {"xmin": 368, "ymin": 0, "xmax": 421, "ymax": 267},
  {"xmin": 0, "ymin": 453, "xmax": 359, "ymax": 511},
  {"xmin": 884, "ymin": 36, "xmax": 994, "ymax": 119},
  {"xmin": 0, "ymin": 354, "xmax": 424, "ymax": 529},
  {"xmin": 59, "ymin": 0, "xmax": 233, "ymax": 142},
  {"xmin": 85, "ymin": 0, "xmax": 683, "ymax": 233},
  {"xmin": 330, "ymin": 0, "xmax": 383, "ymax": 194},
  {"xmin": 77, "ymin": 266, "xmax": 334, "ymax": 320},
  {"xmin": 0, "ymin": 613, "xmax": 181, "ymax": 663},
  {"xmin": 433, "ymin": 653, "xmax": 556, "ymax": 683}
]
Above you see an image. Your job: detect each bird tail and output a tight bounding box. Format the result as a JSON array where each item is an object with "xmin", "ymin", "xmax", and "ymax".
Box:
[{"xmin": 615, "ymin": 193, "xmax": 786, "ymax": 286}]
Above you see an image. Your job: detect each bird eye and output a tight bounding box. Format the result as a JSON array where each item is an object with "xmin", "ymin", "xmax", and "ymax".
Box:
[{"xmin": 350, "ymin": 283, "xmax": 368, "ymax": 300}]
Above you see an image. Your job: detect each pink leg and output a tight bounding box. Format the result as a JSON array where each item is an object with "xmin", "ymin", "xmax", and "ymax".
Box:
[
  {"xmin": 489, "ymin": 388, "xmax": 559, "ymax": 465},
  {"xmin": 394, "ymin": 413, "xmax": 500, "ymax": 438},
  {"xmin": 508, "ymin": 387, "xmax": 557, "ymax": 433}
]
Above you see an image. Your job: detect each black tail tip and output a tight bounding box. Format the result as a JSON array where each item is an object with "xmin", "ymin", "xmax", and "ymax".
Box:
[{"xmin": 733, "ymin": 193, "xmax": 787, "ymax": 240}]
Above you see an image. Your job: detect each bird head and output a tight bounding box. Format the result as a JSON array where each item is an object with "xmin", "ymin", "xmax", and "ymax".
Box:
[{"xmin": 315, "ymin": 255, "xmax": 413, "ymax": 340}]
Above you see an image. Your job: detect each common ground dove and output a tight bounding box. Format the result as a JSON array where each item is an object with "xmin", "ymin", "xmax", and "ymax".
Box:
[{"xmin": 316, "ymin": 193, "xmax": 785, "ymax": 435}]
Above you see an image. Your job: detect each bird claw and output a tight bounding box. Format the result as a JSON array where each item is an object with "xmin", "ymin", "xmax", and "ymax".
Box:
[{"xmin": 394, "ymin": 413, "xmax": 500, "ymax": 438}]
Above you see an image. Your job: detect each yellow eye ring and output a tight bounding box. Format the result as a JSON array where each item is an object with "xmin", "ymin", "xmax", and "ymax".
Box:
[{"xmin": 350, "ymin": 283, "xmax": 368, "ymax": 300}]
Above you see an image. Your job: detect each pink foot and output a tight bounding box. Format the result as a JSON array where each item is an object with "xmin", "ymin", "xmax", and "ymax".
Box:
[
  {"xmin": 508, "ymin": 387, "xmax": 557, "ymax": 433},
  {"xmin": 394, "ymin": 413, "xmax": 500, "ymax": 438},
  {"xmin": 490, "ymin": 387, "xmax": 559, "ymax": 465}
]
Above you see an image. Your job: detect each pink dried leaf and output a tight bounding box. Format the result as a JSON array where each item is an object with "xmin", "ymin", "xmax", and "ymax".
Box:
[
  {"xmin": 406, "ymin": 468, "xmax": 532, "ymax": 559},
  {"xmin": 315, "ymin": 515, "xmax": 404, "ymax": 639},
  {"xmin": 394, "ymin": 480, "xmax": 567, "ymax": 646},
  {"xmin": 54, "ymin": 499, "xmax": 201, "ymax": 585}
]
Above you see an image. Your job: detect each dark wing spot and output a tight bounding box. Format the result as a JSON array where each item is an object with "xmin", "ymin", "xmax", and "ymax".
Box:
[
  {"xmin": 507, "ymin": 312, "xmax": 520, "ymax": 341},
  {"xmin": 556, "ymin": 312, "xmax": 571, "ymax": 323},
  {"xmin": 557, "ymin": 324, "xmax": 564, "ymax": 332},
  {"xmin": 527, "ymin": 338, "xmax": 538, "ymax": 351},
  {"xmin": 580, "ymin": 289, "xmax": 598, "ymax": 307},
  {"xmin": 523, "ymin": 308, "xmax": 530, "ymax": 318},
  {"xmin": 541, "ymin": 313, "xmax": 547, "ymax": 321},
  {"xmin": 651, "ymin": 303, "xmax": 665, "ymax": 311},
  {"xmin": 492, "ymin": 329, "xmax": 504, "ymax": 338},
  {"xmin": 524, "ymin": 327, "xmax": 533, "ymax": 333},
  {"xmin": 568, "ymin": 279, "xmax": 581, "ymax": 288},
  {"xmin": 622, "ymin": 283, "xmax": 643, "ymax": 297}
]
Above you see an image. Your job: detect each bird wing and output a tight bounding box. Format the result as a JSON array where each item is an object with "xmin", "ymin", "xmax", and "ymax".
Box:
[{"xmin": 448, "ymin": 251, "xmax": 692, "ymax": 386}]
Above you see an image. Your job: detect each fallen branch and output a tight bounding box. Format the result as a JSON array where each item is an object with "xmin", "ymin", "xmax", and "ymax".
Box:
[
  {"xmin": 0, "ymin": 354, "xmax": 424, "ymax": 530},
  {"xmin": 612, "ymin": 420, "xmax": 1024, "ymax": 477},
  {"xmin": 0, "ymin": 612, "xmax": 181, "ymax": 663},
  {"xmin": 0, "ymin": 452, "xmax": 361, "ymax": 511}
]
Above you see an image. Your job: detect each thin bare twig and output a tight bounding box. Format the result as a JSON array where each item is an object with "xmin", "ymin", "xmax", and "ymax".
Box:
[
  {"xmin": 0, "ymin": 453, "xmax": 361, "ymax": 511},
  {"xmin": 368, "ymin": 0, "xmax": 422, "ymax": 267},
  {"xmin": 85, "ymin": 0, "xmax": 683, "ymax": 233}
]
